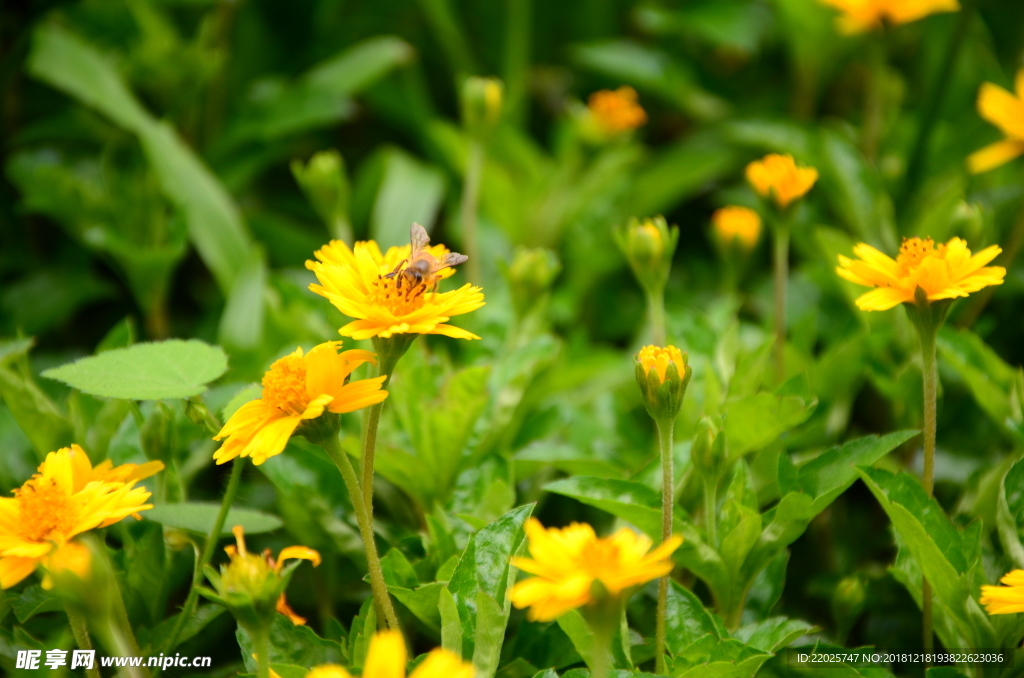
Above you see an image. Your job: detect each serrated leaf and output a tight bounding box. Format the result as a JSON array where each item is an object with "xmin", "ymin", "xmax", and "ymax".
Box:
[
  {"xmin": 145, "ymin": 503, "xmax": 282, "ymax": 535},
  {"xmin": 12, "ymin": 586, "xmax": 63, "ymax": 623},
  {"xmin": 724, "ymin": 392, "xmax": 815, "ymax": 458},
  {"xmin": 43, "ymin": 340, "xmax": 227, "ymax": 400},
  {"xmin": 733, "ymin": 617, "xmax": 815, "ymax": 652},
  {"xmin": 237, "ymin": 614, "xmax": 343, "ymax": 671},
  {"xmin": 664, "ymin": 580, "xmax": 722, "ymax": 656}
]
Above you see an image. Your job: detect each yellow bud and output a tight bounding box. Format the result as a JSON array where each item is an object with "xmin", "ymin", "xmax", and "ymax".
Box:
[
  {"xmin": 712, "ymin": 206, "xmax": 761, "ymax": 252},
  {"xmin": 615, "ymin": 216, "xmax": 678, "ymax": 297},
  {"xmin": 462, "ymin": 76, "xmax": 503, "ymax": 139}
]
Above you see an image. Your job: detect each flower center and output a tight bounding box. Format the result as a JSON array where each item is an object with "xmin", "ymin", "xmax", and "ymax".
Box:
[
  {"xmin": 262, "ymin": 355, "xmax": 309, "ymax": 416},
  {"xmin": 581, "ymin": 540, "xmax": 622, "ymax": 580},
  {"xmin": 897, "ymin": 237, "xmax": 947, "ymax": 276},
  {"xmin": 368, "ymin": 272, "xmax": 428, "ymax": 317},
  {"xmin": 17, "ymin": 478, "xmax": 76, "ymax": 543}
]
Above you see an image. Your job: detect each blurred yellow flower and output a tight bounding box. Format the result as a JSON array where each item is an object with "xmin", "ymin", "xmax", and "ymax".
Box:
[
  {"xmin": 818, "ymin": 0, "xmax": 959, "ymax": 33},
  {"xmin": 637, "ymin": 345, "xmax": 686, "ymax": 385},
  {"xmin": 213, "ymin": 342, "xmax": 387, "ymax": 466},
  {"xmin": 0, "ymin": 445, "xmax": 162, "ymax": 588},
  {"xmin": 968, "ymin": 70, "xmax": 1024, "ymax": 174},
  {"xmin": 981, "ymin": 570, "xmax": 1024, "ymax": 615},
  {"xmin": 302, "ymin": 631, "xmax": 475, "ymax": 678},
  {"xmin": 836, "ymin": 237, "xmax": 1005, "ymax": 311},
  {"xmin": 588, "ymin": 86, "xmax": 647, "ymax": 134},
  {"xmin": 40, "ymin": 541, "xmax": 92, "ymax": 590},
  {"xmin": 712, "ymin": 206, "xmax": 761, "ymax": 250},
  {"xmin": 745, "ymin": 154, "xmax": 818, "ymax": 209},
  {"xmin": 510, "ymin": 518, "xmax": 681, "ymax": 622},
  {"xmin": 307, "ymin": 238, "xmax": 485, "ymax": 340}
]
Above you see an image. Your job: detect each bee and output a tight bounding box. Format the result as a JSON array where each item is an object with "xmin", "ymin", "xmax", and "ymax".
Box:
[{"xmin": 385, "ymin": 223, "xmax": 468, "ymax": 297}]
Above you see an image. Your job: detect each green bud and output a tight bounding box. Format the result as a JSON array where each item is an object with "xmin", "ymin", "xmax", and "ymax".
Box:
[
  {"xmin": 185, "ymin": 396, "xmax": 222, "ymax": 435},
  {"xmin": 635, "ymin": 346, "xmax": 692, "ymax": 424},
  {"xmin": 290, "ymin": 150, "xmax": 352, "ymax": 242},
  {"xmin": 691, "ymin": 417, "xmax": 728, "ymax": 482},
  {"xmin": 615, "ymin": 216, "xmax": 679, "ymax": 298},
  {"xmin": 502, "ymin": 247, "xmax": 561, "ymax": 317},
  {"xmin": 831, "ymin": 575, "xmax": 866, "ymax": 637},
  {"xmin": 462, "ymin": 76, "xmax": 503, "ymax": 139},
  {"xmin": 949, "ymin": 201, "xmax": 985, "ymax": 244}
]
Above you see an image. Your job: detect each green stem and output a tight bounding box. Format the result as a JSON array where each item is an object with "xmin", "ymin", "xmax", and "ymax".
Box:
[
  {"xmin": 591, "ymin": 618, "xmax": 613, "ymax": 678},
  {"xmin": 919, "ymin": 320, "xmax": 938, "ymax": 660},
  {"xmin": 656, "ymin": 418, "xmax": 674, "ymax": 676},
  {"xmin": 646, "ymin": 288, "xmax": 667, "ymax": 348},
  {"xmin": 66, "ymin": 606, "xmax": 101, "ymax": 678},
  {"xmin": 360, "ymin": 345, "xmax": 405, "ymax": 516},
  {"xmin": 321, "ymin": 434, "xmax": 401, "ymax": 632},
  {"xmin": 160, "ymin": 457, "xmax": 243, "ymax": 656},
  {"xmin": 772, "ymin": 220, "xmax": 790, "ymax": 384},
  {"xmin": 105, "ymin": 608, "xmax": 147, "ymax": 678},
  {"xmin": 502, "ymin": 0, "xmax": 531, "ymax": 126},
  {"xmin": 461, "ymin": 140, "xmax": 484, "ymax": 286},
  {"xmin": 703, "ymin": 477, "xmax": 718, "ymax": 549},
  {"xmin": 253, "ymin": 624, "xmax": 271, "ymax": 678}
]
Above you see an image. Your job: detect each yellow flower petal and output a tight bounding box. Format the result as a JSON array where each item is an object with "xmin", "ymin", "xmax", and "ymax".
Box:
[
  {"xmin": 967, "ymin": 139, "xmax": 1024, "ymax": 174},
  {"xmin": 363, "ymin": 630, "xmax": 406, "ymax": 678}
]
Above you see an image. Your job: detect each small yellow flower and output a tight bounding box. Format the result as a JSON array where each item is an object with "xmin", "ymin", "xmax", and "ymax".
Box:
[
  {"xmin": 836, "ymin": 236, "xmax": 1005, "ymax": 311},
  {"xmin": 510, "ymin": 518, "xmax": 682, "ymax": 622},
  {"xmin": 588, "ymin": 86, "xmax": 647, "ymax": 134},
  {"xmin": 0, "ymin": 445, "xmax": 163, "ymax": 589},
  {"xmin": 968, "ymin": 69, "xmax": 1024, "ymax": 174},
  {"xmin": 818, "ymin": 0, "xmax": 959, "ymax": 34},
  {"xmin": 637, "ymin": 345, "xmax": 685, "ymax": 385},
  {"xmin": 981, "ymin": 570, "xmax": 1024, "ymax": 615},
  {"xmin": 213, "ymin": 342, "xmax": 387, "ymax": 466},
  {"xmin": 746, "ymin": 154, "xmax": 818, "ymax": 209},
  {"xmin": 712, "ymin": 206, "xmax": 761, "ymax": 250},
  {"xmin": 307, "ymin": 238, "xmax": 485, "ymax": 340},
  {"xmin": 302, "ymin": 631, "xmax": 475, "ymax": 678}
]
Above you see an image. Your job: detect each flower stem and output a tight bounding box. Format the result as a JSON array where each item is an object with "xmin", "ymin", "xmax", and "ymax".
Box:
[
  {"xmin": 655, "ymin": 418, "xmax": 675, "ymax": 676},
  {"xmin": 591, "ymin": 617, "xmax": 613, "ymax": 678},
  {"xmin": 772, "ymin": 219, "xmax": 790, "ymax": 384},
  {"xmin": 919, "ymin": 319, "xmax": 938, "ymax": 658},
  {"xmin": 66, "ymin": 606, "xmax": 101, "ymax": 678},
  {"xmin": 160, "ymin": 457, "xmax": 243, "ymax": 657},
  {"xmin": 461, "ymin": 139, "xmax": 484, "ymax": 286},
  {"xmin": 253, "ymin": 624, "xmax": 271, "ymax": 678},
  {"xmin": 861, "ymin": 35, "xmax": 887, "ymax": 162},
  {"xmin": 646, "ymin": 288, "xmax": 667, "ymax": 347},
  {"xmin": 320, "ymin": 433, "xmax": 401, "ymax": 632},
  {"xmin": 703, "ymin": 477, "xmax": 718, "ymax": 549}
]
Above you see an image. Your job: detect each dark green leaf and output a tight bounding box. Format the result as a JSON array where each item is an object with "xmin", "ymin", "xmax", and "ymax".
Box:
[{"xmin": 145, "ymin": 502, "xmax": 282, "ymax": 535}]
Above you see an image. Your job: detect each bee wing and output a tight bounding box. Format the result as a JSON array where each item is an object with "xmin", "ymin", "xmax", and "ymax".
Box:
[
  {"xmin": 409, "ymin": 223, "xmax": 430, "ymax": 257},
  {"xmin": 439, "ymin": 252, "xmax": 469, "ymax": 270}
]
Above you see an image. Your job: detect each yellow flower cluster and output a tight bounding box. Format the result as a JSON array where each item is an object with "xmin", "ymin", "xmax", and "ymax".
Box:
[
  {"xmin": 818, "ymin": 0, "xmax": 959, "ymax": 33},
  {"xmin": 745, "ymin": 154, "xmax": 818, "ymax": 209},
  {"xmin": 301, "ymin": 631, "xmax": 475, "ymax": 678},
  {"xmin": 0, "ymin": 445, "xmax": 163, "ymax": 589}
]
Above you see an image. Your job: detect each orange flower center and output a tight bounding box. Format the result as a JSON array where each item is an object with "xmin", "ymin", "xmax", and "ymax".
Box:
[
  {"xmin": 896, "ymin": 237, "xmax": 947, "ymax": 276},
  {"xmin": 368, "ymin": 272, "xmax": 428, "ymax": 317},
  {"xmin": 262, "ymin": 355, "xmax": 309, "ymax": 415},
  {"xmin": 17, "ymin": 478, "xmax": 76, "ymax": 543}
]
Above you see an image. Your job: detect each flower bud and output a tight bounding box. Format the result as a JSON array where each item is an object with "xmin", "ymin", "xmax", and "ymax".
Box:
[
  {"xmin": 462, "ymin": 76, "xmax": 503, "ymax": 139},
  {"xmin": 578, "ymin": 86, "xmax": 647, "ymax": 142},
  {"xmin": 831, "ymin": 575, "xmax": 866, "ymax": 635},
  {"xmin": 502, "ymin": 247, "xmax": 561, "ymax": 317},
  {"xmin": 635, "ymin": 345, "xmax": 692, "ymax": 423},
  {"xmin": 711, "ymin": 206, "xmax": 761, "ymax": 254},
  {"xmin": 185, "ymin": 397, "xmax": 222, "ymax": 435},
  {"xmin": 290, "ymin": 150, "xmax": 352, "ymax": 242},
  {"xmin": 690, "ymin": 417, "xmax": 728, "ymax": 482},
  {"xmin": 615, "ymin": 216, "xmax": 679, "ymax": 298}
]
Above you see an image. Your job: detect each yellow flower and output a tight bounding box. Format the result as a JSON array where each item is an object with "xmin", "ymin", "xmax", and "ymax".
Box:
[
  {"xmin": 0, "ymin": 445, "xmax": 163, "ymax": 589},
  {"xmin": 968, "ymin": 69, "xmax": 1024, "ymax": 174},
  {"xmin": 981, "ymin": 570, "xmax": 1024, "ymax": 615},
  {"xmin": 588, "ymin": 86, "xmax": 647, "ymax": 134},
  {"xmin": 745, "ymin": 154, "xmax": 818, "ymax": 209},
  {"xmin": 712, "ymin": 206, "xmax": 761, "ymax": 250},
  {"xmin": 213, "ymin": 342, "xmax": 387, "ymax": 466},
  {"xmin": 307, "ymin": 238, "xmax": 485, "ymax": 340},
  {"xmin": 836, "ymin": 236, "xmax": 1005, "ymax": 311},
  {"xmin": 40, "ymin": 541, "xmax": 92, "ymax": 590},
  {"xmin": 637, "ymin": 345, "xmax": 686, "ymax": 385},
  {"xmin": 302, "ymin": 631, "xmax": 475, "ymax": 678},
  {"xmin": 510, "ymin": 518, "xmax": 682, "ymax": 622},
  {"xmin": 818, "ymin": 0, "xmax": 959, "ymax": 33}
]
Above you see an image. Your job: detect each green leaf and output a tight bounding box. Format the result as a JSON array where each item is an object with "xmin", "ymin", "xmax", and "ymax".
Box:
[
  {"xmin": 664, "ymin": 580, "xmax": 722, "ymax": 656},
  {"xmin": 938, "ymin": 326, "xmax": 1017, "ymax": 426},
  {"xmin": 12, "ymin": 586, "xmax": 63, "ymax": 624},
  {"xmin": 145, "ymin": 502, "xmax": 282, "ymax": 535},
  {"xmin": 237, "ymin": 614, "xmax": 344, "ymax": 671},
  {"xmin": 997, "ymin": 457, "xmax": 1024, "ymax": 568},
  {"xmin": 544, "ymin": 476, "xmax": 663, "ymax": 537},
  {"xmin": 368, "ymin": 147, "xmax": 446, "ymax": 248},
  {"xmin": 673, "ymin": 634, "xmax": 771, "ymax": 678},
  {"xmin": 390, "ymin": 582, "xmax": 444, "ymax": 633},
  {"xmin": 43, "ymin": 340, "xmax": 227, "ymax": 400},
  {"xmin": 139, "ymin": 605, "xmax": 225, "ymax": 653},
  {"xmin": 218, "ymin": 248, "xmax": 267, "ymax": 351},
  {"xmin": 778, "ymin": 431, "xmax": 918, "ymax": 514},
  {"xmin": 629, "ymin": 132, "xmax": 743, "ymax": 216},
  {"xmin": 439, "ymin": 585, "xmax": 463, "ymax": 656},
  {"xmin": 733, "ymin": 617, "xmax": 815, "ymax": 652},
  {"xmin": 724, "ymin": 391, "xmax": 815, "ymax": 458},
  {"xmin": 0, "ymin": 361, "xmax": 73, "ymax": 457},
  {"xmin": 473, "ymin": 591, "xmax": 507, "ymax": 678}
]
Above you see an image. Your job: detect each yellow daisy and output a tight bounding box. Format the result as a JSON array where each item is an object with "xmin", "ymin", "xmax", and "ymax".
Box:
[
  {"xmin": 213, "ymin": 342, "xmax": 388, "ymax": 466},
  {"xmin": 588, "ymin": 86, "xmax": 647, "ymax": 135},
  {"xmin": 818, "ymin": 0, "xmax": 959, "ymax": 34},
  {"xmin": 746, "ymin": 154, "xmax": 818, "ymax": 209},
  {"xmin": 637, "ymin": 345, "xmax": 686, "ymax": 385},
  {"xmin": 302, "ymin": 630, "xmax": 475, "ymax": 678},
  {"xmin": 968, "ymin": 69, "xmax": 1024, "ymax": 174},
  {"xmin": 836, "ymin": 236, "xmax": 1005, "ymax": 311},
  {"xmin": 981, "ymin": 570, "xmax": 1024, "ymax": 615},
  {"xmin": 0, "ymin": 445, "xmax": 163, "ymax": 588},
  {"xmin": 712, "ymin": 206, "xmax": 761, "ymax": 251},
  {"xmin": 510, "ymin": 518, "xmax": 682, "ymax": 622},
  {"xmin": 306, "ymin": 238, "xmax": 485, "ymax": 341}
]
